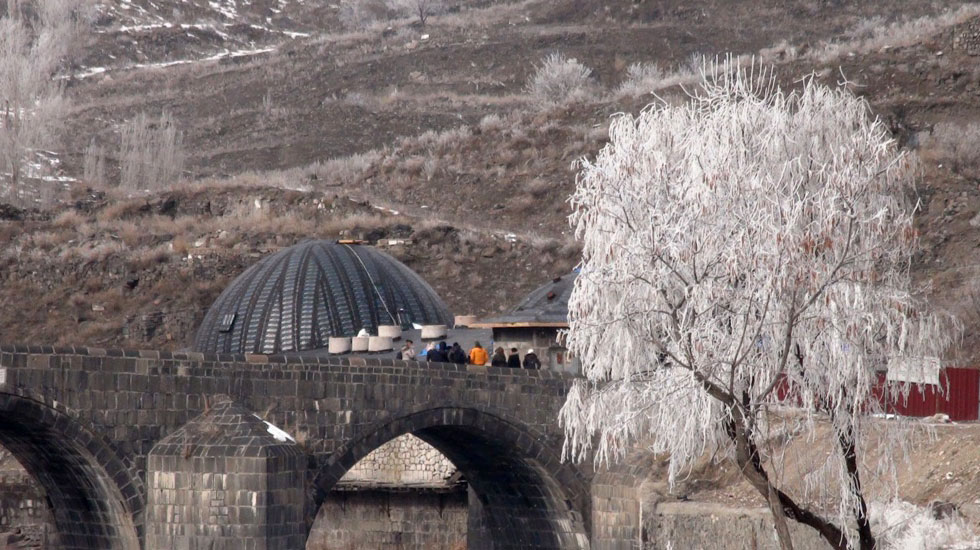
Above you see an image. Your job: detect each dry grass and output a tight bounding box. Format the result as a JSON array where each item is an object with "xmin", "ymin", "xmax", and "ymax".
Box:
[
  {"xmin": 921, "ymin": 121, "xmax": 980, "ymax": 175},
  {"xmin": 808, "ymin": 5, "xmax": 980, "ymax": 64}
]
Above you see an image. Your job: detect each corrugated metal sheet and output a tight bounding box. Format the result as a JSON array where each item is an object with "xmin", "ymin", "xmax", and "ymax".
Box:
[
  {"xmin": 939, "ymin": 368, "xmax": 980, "ymax": 422},
  {"xmin": 774, "ymin": 368, "xmax": 980, "ymax": 422},
  {"xmin": 886, "ymin": 378, "xmax": 940, "ymax": 418}
]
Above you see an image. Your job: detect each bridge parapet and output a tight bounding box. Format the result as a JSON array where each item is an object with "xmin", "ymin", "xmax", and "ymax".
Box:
[{"xmin": 0, "ymin": 344, "xmax": 590, "ymax": 550}]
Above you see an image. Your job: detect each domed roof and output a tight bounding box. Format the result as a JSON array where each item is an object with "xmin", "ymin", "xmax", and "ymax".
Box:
[
  {"xmin": 477, "ymin": 271, "xmax": 577, "ymax": 327},
  {"xmin": 195, "ymin": 240, "xmax": 452, "ymax": 354}
]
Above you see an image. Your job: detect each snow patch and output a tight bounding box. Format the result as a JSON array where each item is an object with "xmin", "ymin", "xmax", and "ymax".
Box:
[
  {"xmin": 74, "ymin": 46, "xmax": 276, "ymax": 80},
  {"xmin": 253, "ymin": 415, "xmax": 296, "ymax": 443},
  {"xmin": 869, "ymin": 500, "xmax": 980, "ymax": 550}
]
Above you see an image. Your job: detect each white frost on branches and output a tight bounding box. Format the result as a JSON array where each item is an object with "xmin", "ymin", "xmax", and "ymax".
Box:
[{"xmin": 560, "ymin": 60, "xmax": 957, "ymax": 549}]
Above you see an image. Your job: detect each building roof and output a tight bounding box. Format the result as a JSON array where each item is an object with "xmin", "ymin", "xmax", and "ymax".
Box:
[
  {"xmin": 473, "ymin": 271, "xmax": 577, "ymax": 328},
  {"xmin": 194, "ymin": 240, "xmax": 453, "ymax": 354}
]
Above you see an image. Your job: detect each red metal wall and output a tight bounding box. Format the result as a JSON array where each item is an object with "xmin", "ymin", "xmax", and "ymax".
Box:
[
  {"xmin": 880, "ymin": 368, "xmax": 979, "ymax": 422},
  {"xmin": 774, "ymin": 368, "xmax": 980, "ymax": 422},
  {"xmin": 939, "ymin": 368, "xmax": 980, "ymax": 421}
]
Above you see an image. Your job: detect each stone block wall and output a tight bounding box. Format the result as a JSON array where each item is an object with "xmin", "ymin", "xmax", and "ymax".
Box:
[
  {"xmin": 644, "ymin": 502, "xmax": 831, "ymax": 550},
  {"xmin": 0, "ymin": 451, "xmax": 52, "ymax": 548},
  {"xmin": 590, "ymin": 472, "xmax": 641, "ymax": 550},
  {"xmin": 308, "ymin": 489, "xmax": 467, "ymax": 550},
  {"xmin": 145, "ymin": 401, "xmax": 307, "ymax": 550},
  {"xmin": 339, "ymin": 434, "xmax": 458, "ymax": 488}
]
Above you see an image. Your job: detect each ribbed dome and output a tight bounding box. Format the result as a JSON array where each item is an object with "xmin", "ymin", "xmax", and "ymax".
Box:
[{"xmin": 195, "ymin": 240, "xmax": 452, "ymax": 354}]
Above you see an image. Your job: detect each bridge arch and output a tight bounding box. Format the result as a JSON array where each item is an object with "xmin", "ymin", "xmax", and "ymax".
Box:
[
  {"xmin": 0, "ymin": 390, "xmax": 143, "ymax": 550},
  {"xmin": 312, "ymin": 405, "xmax": 590, "ymax": 550}
]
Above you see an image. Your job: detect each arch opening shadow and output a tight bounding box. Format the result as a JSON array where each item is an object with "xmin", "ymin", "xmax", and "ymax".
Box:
[
  {"xmin": 0, "ymin": 393, "xmax": 142, "ymax": 550},
  {"xmin": 312, "ymin": 407, "xmax": 590, "ymax": 550}
]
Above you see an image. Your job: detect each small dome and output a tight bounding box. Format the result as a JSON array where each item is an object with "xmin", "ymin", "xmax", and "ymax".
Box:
[{"xmin": 195, "ymin": 240, "xmax": 452, "ymax": 354}]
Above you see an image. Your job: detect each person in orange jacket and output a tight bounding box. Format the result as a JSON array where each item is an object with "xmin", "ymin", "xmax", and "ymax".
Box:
[{"xmin": 469, "ymin": 341, "xmax": 489, "ymax": 366}]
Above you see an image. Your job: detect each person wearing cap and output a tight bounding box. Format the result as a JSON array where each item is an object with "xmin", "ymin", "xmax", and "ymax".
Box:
[{"xmin": 522, "ymin": 348, "xmax": 541, "ymax": 369}]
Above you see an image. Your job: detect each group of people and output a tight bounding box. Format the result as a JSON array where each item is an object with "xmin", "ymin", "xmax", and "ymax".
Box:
[{"xmin": 397, "ymin": 340, "xmax": 541, "ymax": 369}]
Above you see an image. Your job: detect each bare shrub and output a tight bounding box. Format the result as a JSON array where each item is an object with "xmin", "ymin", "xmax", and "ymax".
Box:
[
  {"xmin": 758, "ymin": 39, "xmax": 799, "ymax": 64},
  {"xmin": 83, "ymin": 140, "xmax": 106, "ymax": 187},
  {"xmin": 608, "ymin": 56, "xmax": 730, "ymax": 99},
  {"xmin": 119, "ymin": 112, "xmax": 185, "ymax": 191},
  {"xmin": 615, "ymin": 62, "xmax": 666, "ymax": 97},
  {"xmin": 868, "ymin": 500, "xmax": 980, "ymax": 550},
  {"xmin": 0, "ymin": 0, "xmax": 91, "ymax": 201},
  {"xmin": 526, "ymin": 53, "xmax": 596, "ymax": 107},
  {"xmin": 338, "ymin": 0, "xmax": 388, "ymax": 30},
  {"xmin": 316, "ymin": 150, "xmax": 381, "ymax": 188},
  {"xmin": 385, "ymin": 0, "xmax": 446, "ymax": 27},
  {"xmin": 478, "ymin": 114, "xmax": 505, "ymax": 133}
]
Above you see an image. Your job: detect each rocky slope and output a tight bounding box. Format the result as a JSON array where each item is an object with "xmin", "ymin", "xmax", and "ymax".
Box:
[{"xmin": 3, "ymin": 0, "xmax": 980, "ymax": 357}]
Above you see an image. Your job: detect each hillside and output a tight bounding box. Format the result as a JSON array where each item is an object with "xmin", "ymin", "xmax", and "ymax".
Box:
[{"xmin": 2, "ymin": 0, "xmax": 980, "ymax": 355}]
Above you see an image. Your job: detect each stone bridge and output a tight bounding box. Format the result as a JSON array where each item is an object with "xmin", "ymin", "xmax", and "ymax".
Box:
[{"xmin": 0, "ymin": 344, "xmax": 596, "ymax": 550}]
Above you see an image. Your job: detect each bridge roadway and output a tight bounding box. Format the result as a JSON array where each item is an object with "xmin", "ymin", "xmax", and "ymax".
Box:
[{"xmin": 0, "ymin": 344, "xmax": 593, "ymax": 550}]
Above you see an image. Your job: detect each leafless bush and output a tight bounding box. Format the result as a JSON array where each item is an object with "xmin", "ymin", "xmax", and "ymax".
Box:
[
  {"xmin": 478, "ymin": 114, "xmax": 505, "ymax": 133},
  {"xmin": 313, "ymin": 151, "xmax": 381, "ymax": 188},
  {"xmin": 0, "ymin": 0, "xmax": 91, "ymax": 193},
  {"xmin": 83, "ymin": 140, "xmax": 106, "ymax": 187},
  {"xmin": 615, "ymin": 62, "xmax": 665, "ymax": 97},
  {"xmin": 338, "ymin": 0, "xmax": 388, "ymax": 30},
  {"xmin": 119, "ymin": 112, "xmax": 185, "ymax": 191},
  {"xmin": 526, "ymin": 53, "xmax": 596, "ymax": 107},
  {"xmin": 386, "ymin": 0, "xmax": 446, "ymax": 27}
]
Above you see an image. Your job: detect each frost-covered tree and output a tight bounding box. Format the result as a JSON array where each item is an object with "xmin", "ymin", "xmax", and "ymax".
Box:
[
  {"xmin": 560, "ymin": 62, "xmax": 957, "ymax": 550},
  {"xmin": 0, "ymin": 0, "xmax": 89, "ymax": 188}
]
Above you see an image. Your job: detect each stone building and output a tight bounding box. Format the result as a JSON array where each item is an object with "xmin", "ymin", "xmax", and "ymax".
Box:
[
  {"xmin": 0, "ymin": 241, "xmax": 565, "ymax": 549},
  {"xmin": 146, "ymin": 399, "xmax": 307, "ymax": 550},
  {"xmin": 473, "ymin": 271, "xmax": 579, "ymax": 373},
  {"xmin": 196, "ymin": 239, "xmax": 469, "ymax": 550}
]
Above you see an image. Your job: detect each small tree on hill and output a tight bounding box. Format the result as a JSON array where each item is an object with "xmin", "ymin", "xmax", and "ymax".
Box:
[
  {"xmin": 560, "ymin": 61, "xmax": 956, "ymax": 550},
  {"xmin": 386, "ymin": 0, "xmax": 445, "ymax": 27},
  {"xmin": 119, "ymin": 111, "xmax": 185, "ymax": 191},
  {"xmin": 0, "ymin": 0, "xmax": 88, "ymax": 188}
]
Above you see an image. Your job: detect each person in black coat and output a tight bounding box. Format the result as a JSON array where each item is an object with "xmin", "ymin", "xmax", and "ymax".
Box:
[
  {"xmin": 490, "ymin": 347, "xmax": 508, "ymax": 367},
  {"xmin": 507, "ymin": 347, "xmax": 521, "ymax": 368},
  {"xmin": 448, "ymin": 342, "xmax": 467, "ymax": 364},
  {"xmin": 427, "ymin": 341, "xmax": 448, "ymax": 363},
  {"xmin": 523, "ymin": 348, "xmax": 541, "ymax": 369}
]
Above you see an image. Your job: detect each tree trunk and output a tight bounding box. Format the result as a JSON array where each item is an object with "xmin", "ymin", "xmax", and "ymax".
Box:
[
  {"xmin": 725, "ymin": 414, "xmax": 850, "ymax": 550},
  {"xmin": 838, "ymin": 425, "xmax": 876, "ymax": 550},
  {"xmin": 767, "ymin": 481, "xmax": 795, "ymax": 550}
]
